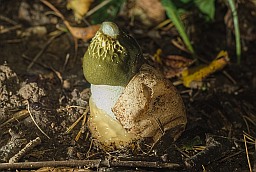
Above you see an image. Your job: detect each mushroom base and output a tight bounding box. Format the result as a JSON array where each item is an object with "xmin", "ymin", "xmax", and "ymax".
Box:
[{"xmin": 88, "ymin": 97, "xmax": 137, "ymax": 150}]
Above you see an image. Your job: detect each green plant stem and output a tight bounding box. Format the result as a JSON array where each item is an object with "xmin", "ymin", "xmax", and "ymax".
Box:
[
  {"xmin": 161, "ymin": 0, "xmax": 195, "ymax": 55},
  {"xmin": 227, "ymin": 0, "xmax": 241, "ymax": 64}
]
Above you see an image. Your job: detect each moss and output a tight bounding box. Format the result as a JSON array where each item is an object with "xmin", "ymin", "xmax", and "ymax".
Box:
[{"xmin": 83, "ymin": 22, "xmax": 143, "ymax": 86}]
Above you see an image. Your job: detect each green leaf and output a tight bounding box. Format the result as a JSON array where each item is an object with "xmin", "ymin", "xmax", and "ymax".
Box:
[
  {"xmin": 180, "ymin": 0, "xmax": 192, "ymax": 4},
  {"xmin": 161, "ymin": 0, "xmax": 195, "ymax": 55},
  {"xmin": 194, "ymin": 0, "xmax": 215, "ymax": 20},
  {"xmin": 90, "ymin": 0, "xmax": 125, "ymax": 24},
  {"xmin": 227, "ymin": 0, "xmax": 241, "ymax": 64}
]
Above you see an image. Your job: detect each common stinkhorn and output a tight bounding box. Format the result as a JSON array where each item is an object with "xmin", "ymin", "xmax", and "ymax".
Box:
[{"xmin": 83, "ymin": 22, "xmax": 187, "ymax": 150}]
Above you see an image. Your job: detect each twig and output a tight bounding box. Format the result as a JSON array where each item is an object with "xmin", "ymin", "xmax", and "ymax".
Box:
[
  {"xmin": 22, "ymin": 54, "xmax": 52, "ymax": 70},
  {"xmin": 85, "ymin": 0, "xmax": 111, "ymax": 17},
  {"xmin": 185, "ymin": 136, "xmax": 223, "ymax": 169},
  {"xmin": 62, "ymin": 53, "xmax": 70, "ymax": 72},
  {"xmin": 9, "ymin": 137, "xmax": 41, "ymax": 163},
  {"xmin": 222, "ymin": 70, "xmax": 237, "ymax": 85},
  {"xmin": 65, "ymin": 106, "xmax": 89, "ymax": 134},
  {"xmin": 0, "ymin": 15, "xmax": 18, "ymax": 25},
  {"xmin": 0, "ymin": 25, "xmax": 22, "ymax": 34},
  {"xmin": 0, "ymin": 159, "xmax": 181, "ymax": 170},
  {"xmin": 75, "ymin": 109, "xmax": 89, "ymax": 141},
  {"xmin": 40, "ymin": 0, "xmax": 65, "ymax": 20},
  {"xmin": 27, "ymin": 31, "xmax": 62, "ymax": 70},
  {"xmin": 0, "ymin": 109, "xmax": 29, "ymax": 128},
  {"xmin": 171, "ymin": 38, "xmax": 191, "ymax": 54},
  {"xmin": 244, "ymin": 134, "xmax": 253, "ymax": 172},
  {"xmin": 27, "ymin": 101, "xmax": 50, "ymax": 139},
  {"xmin": 40, "ymin": 0, "xmax": 79, "ymax": 56},
  {"xmin": 0, "ymin": 39, "xmax": 22, "ymax": 44}
]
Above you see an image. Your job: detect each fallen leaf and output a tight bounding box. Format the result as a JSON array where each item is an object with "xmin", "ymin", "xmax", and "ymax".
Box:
[
  {"xmin": 64, "ymin": 21, "xmax": 100, "ymax": 41},
  {"xmin": 181, "ymin": 51, "xmax": 229, "ymax": 88},
  {"xmin": 123, "ymin": 0, "xmax": 165, "ymax": 26},
  {"xmin": 152, "ymin": 48, "xmax": 163, "ymax": 64},
  {"xmin": 41, "ymin": 0, "xmax": 99, "ymax": 41},
  {"xmin": 164, "ymin": 55, "xmax": 194, "ymax": 78},
  {"xmin": 67, "ymin": 0, "xmax": 93, "ymax": 22}
]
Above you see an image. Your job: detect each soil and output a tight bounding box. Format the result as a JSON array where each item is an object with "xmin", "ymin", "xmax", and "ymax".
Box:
[{"xmin": 0, "ymin": 0, "xmax": 255, "ymax": 171}]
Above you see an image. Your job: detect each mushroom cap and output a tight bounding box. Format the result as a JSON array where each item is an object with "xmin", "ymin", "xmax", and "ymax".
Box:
[{"xmin": 83, "ymin": 22, "xmax": 143, "ymax": 86}]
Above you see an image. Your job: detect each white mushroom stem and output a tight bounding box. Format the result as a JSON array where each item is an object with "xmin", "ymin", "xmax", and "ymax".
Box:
[
  {"xmin": 88, "ymin": 84, "xmax": 137, "ymax": 149},
  {"xmin": 90, "ymin": 84, "xmax": 124, "ymax": 119}
]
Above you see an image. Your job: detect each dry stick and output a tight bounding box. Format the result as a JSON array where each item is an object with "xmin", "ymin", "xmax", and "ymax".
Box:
[
  {"xmin": 27, "ymin": 32, "xmax": 62, "ymax": 70},
  {"xmin": 65, "ymin": 106, "xmax": 89, "ymax": 134},
  {"xmin": 0, "ymin": 109, "xmax": 29, "ymax": 128},
  {"xmin": 40, "ymin": 0, "xmax": 75, "ymax": 36},
  {"xmin": 40, "ymin": 0, "xmax": 79, "ymax": 58},
  {"xmin": 0, "ymin": 159, "xmax": 181, "ymax": 170},
  {"xmin": 0, "ymin": 15, "xmax": 18, "ymax": 25},
  {"xmin": 85, "ymin": 0, "xmax": 111, "ymax": 17},
  {"xmin": 27, "ymin": 101, "xmax": 50, "ymax": 139},
  {"xmin": 40, "ymin": 0, "xmax": 64, "ymax": 20},
  {"xmin": 244, "ymin": 134, "xmax": 253, "ymax": 172},
  {"xmin": 75, "ymin": 108, "xmax": 89, "ymax": 141},
  {"xmin": 222, "ymin": 70, "xmax": 237, "ymax": 85},
  {"xmin": 0, "ymin": 25, "xmax": 22, "ymax": 34},
  {"xmin": 9, "ymin": 137, "xmax": 42, "ymax": 163}
]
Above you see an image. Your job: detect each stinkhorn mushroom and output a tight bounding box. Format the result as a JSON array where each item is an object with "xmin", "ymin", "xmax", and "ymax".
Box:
[{"xmin": 83, "ymin": 22, "xmax": 187, "ymax": 150}]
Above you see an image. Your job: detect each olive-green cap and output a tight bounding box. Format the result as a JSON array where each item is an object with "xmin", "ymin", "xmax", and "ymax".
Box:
[{"xmin": 83, "ymin": 22, "xmax": 143, "ymax": 86}]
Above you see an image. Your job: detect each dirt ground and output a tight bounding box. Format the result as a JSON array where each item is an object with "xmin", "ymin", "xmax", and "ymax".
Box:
[{"xmin": 0, "ymin": 0, "xmax": 256, "ymax": 171}]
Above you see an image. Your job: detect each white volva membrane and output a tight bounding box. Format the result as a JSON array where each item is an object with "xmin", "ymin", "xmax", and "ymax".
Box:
[
  {"xmin": 88, "ymin": 84, "xmax": 136, "ymax": 149},
  {"xmin": 90, "ymin": 84, "xmax": 125, "ymax": 119}
]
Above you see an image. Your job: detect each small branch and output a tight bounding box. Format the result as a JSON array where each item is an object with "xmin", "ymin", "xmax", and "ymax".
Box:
[
  {"xmin": 9, "ymin": 137, "xmax": 41, "ymax": 163},
  {"xmin": 85, "ymin": 0, "xmax": 111, "ymax": 17},
  {"xmin": 0, "ymin": 25, "xmax": 22, "ymax": 34},
  {"xmin": 185, "ymin": 136, "xmax": 224, "ymax": 169},
  {"xmin": 27, "ymin": 101, "xmax": 50, "ymax": 139},
  {"xmin": 0, "ymin": 159, "xmax": 181, "ymax": 170},
  {"xmin": 0, "ymin": 15, "xmax": 18, "ymax": 25},
  {"xmin": 26, "ymin": 31, "xmax": 62, "ymax": 70}
]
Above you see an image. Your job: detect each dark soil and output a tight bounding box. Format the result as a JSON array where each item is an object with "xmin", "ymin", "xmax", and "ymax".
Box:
[{"xmin": 0, "ymin": 0, "xmax": 255, "ymax": 171}]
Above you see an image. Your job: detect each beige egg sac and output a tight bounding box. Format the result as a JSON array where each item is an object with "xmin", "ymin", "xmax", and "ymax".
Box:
[{"xmin": 88, "ymin": 64, "xmax": 187, "ymax": 151}]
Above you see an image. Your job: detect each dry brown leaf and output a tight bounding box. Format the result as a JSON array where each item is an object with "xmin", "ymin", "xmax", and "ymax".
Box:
[
  {"xmin": 165, "ymin": 55, "xmax": 194, "ymax": 69},
  {"xmin": 164, "ymin": 55, "xmax": 194, "ymax": 78},
  {"xmin": 67, "ymin": 0, "xmax": 93, "ymax": 22},
  {"xmin": 41, "ymin": 0, "xmax": 99, "ymax": 41},
  {"xmin": 125, "ymin": 0, "xmax": 165, "ymax": 26},
  {"xmin": 64, "ymin": 21, "xmax": 100, "ymax": 41}
]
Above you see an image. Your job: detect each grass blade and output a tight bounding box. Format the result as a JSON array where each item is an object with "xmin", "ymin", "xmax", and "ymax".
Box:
[
  {"xmin": 227, "ymin": 0, "xmax": 241, "ymax": 64},
  {"xmin": 161, "ymin": 0, "xmax": 195, "ymax": 55}
]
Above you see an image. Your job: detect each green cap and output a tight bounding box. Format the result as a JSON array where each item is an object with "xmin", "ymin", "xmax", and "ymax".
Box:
[{"xmin": 83, "ymin": 22, "xmax": 142, "ymax": 86}]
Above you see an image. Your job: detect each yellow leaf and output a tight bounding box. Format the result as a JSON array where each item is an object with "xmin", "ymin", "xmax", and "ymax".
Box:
[
  {"xmin": 181, "ymin": 51, "xmax": 229, "ymax": 88},
  {"xmin": 153, "ymin": 48, "xmax": 163, "ymax": 64},
  {"xmin": 67, "ymin": 0, "xmax": 93, "ymax": 22}
]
